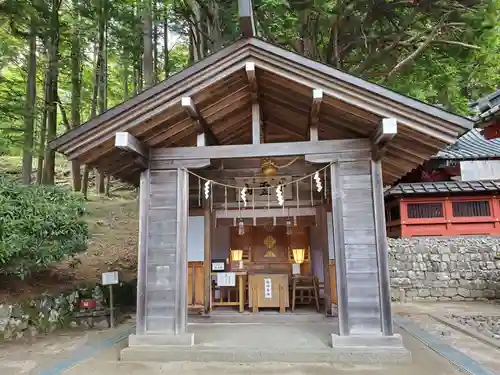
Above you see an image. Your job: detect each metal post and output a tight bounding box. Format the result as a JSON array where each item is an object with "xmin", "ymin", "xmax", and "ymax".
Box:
[
  {"xmin": 370, "ymin": 159, "xmax": 394, "ymax": 336},
  {"xmin": 109, "ymin": 284, "xmax": 115, "ymax": 328},
  {"xmin": 330, "ymin": 162, "xmax": 349, "ymax": 336}
]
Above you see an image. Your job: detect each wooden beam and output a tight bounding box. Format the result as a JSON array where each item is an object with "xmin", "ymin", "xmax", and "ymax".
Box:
[
  {"xmin": 252, "ymin": 103, "xmax": 260, "ymax": 144},
  {"xmin": 246, "ymin": 62, "xmax": 258, "ymax": 101},
  {"xmin": 115, "ymin": 132, "xmax": 148, "ymax": 159},
  {"xmin": 149, "ymin": 158, "xmax": 211, "ymax": 170},
  {"xmin": 181, "ymin": 96, "xmax": 218, "ymax": 145},
  {"xmin": 238, "ymin": 0, "xmax": 255, "ymax": 38},
  {"xmin": 215, "ymin": 206, "xmax": 316, "ymax": 219},
  {"xmin": 246, "ymin": 62, "xmax": 262, "ymax": 145},
  {"xmin": 372, "ymin": 118, "xmax": 397, "ymax": 161},
  {"xmin": 309, "ymin": 89, "xmax": 323, "ymax": 141},
  {"xmin": 151, "ymin": 138, "xmax": 370, "ymax": 161}
]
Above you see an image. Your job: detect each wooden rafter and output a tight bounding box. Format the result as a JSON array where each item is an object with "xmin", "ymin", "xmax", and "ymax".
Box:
[
  {"xmin": 372, "ymin": 118, "xmax": 397, "ymax": 161},
  {"xmin": 181, "ymin": 96, "xmax": 218, "ymax": 145},
  {"xmin": 309, "ymin": 89, "xmax": 323, "ymax": 141}
]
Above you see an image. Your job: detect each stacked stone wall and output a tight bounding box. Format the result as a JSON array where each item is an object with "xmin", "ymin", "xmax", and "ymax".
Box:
[{"xmin": 388, "ymin": 237, "xmax": 500, "ymax": 301}]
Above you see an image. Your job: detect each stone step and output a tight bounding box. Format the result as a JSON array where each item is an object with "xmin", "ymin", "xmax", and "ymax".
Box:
[{"xmin": 120, "ymin": 345, "xmax": 411, "ymax": 364}]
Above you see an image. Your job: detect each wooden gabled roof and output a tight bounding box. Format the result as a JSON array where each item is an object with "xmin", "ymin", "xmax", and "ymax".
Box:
[{"xmin": 50, "ymin": 37, "xmax": 473, "ymax": 185}]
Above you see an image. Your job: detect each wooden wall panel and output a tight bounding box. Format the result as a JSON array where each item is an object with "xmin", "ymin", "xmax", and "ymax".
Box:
[
  {"xmin": 188, "ymin": 261, "xmax": 204, "ymax": 307},
  {"xmin": 145, "ymin": 170, "xmax": 178, "ymax": 332},
  {"xmin": 329, "ymin": 261, "xmax": 337, "ymax": 305}
]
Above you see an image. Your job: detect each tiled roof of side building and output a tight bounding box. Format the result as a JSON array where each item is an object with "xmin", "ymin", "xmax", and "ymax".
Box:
[
  {"xmin": 385, "ymin": 180, "xmax": 500, "ymax": 198},
  {"xmin": 434, "ymin": 128, "xmax": 500, "ymax": 159}
]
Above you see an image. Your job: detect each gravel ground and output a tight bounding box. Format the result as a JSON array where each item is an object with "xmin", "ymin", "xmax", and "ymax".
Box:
[{"xmin": 450, "ymin": 314, "xmax": 500, "ymax": 339}]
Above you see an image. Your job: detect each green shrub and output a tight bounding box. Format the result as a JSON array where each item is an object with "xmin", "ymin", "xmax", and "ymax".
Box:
[{"xmin": 0, "ymin": 178, "xmax": 89, "ymax": 278}]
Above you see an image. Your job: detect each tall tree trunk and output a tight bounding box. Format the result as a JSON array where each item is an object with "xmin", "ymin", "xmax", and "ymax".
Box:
[
  {"xmin": 22, "ymin": 22, "xmax": 37, "ymax": 185},
  {"xmin": 42, "ymin": 0, "xmax": 61, "ymax": 185},
  {"xmin": 163, "ymin": 1, "xmax": 169, "ymax": 78},
  {"xmin": 82, "ymin": 33, "xmax": 100, "ymax": 197},
  {"xmin": 132, "ymin": 66, "xmax": 138, "ymax": 95},
  {"xmin": 187, "ymin": 0, "xmax": 204, "ymax": 62},
  {"xmin": 153, "ymin": 0, "xmax": 158, "ymax": 83},
  {"xmin": 81, "ymin": 165, "xmax": 89, "ymax": 198},
  {"xmin": 70, "ymin": 0, "xmax": 82, "ymax": 192},
  {"xmin": 123, "ymin": 57, "xmax": 129, "ymax": 100},
  {"xmin": 36, "ymin": 70, "xmax": 49, "ymax": 184},
  {"xmin": 143, "ymin": 0, "xmax": 154, "ymax": 87},
  {"xmin": 90, "ymin": 41, "xmax": 99, "ymax": 118},
  {"xmin": 96, "ymin": 0, "xmax": 107, "ymax": 195}
]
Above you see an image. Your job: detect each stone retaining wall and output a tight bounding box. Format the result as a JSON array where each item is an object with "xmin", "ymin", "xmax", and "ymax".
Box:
[{"xmin": 388, "ymin": 237, "xmax": 500, "ymax": 301}]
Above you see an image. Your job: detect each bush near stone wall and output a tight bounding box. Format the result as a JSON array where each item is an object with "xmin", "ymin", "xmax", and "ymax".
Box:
[{"xmin": 388, "ymin": 236, "xmax": 500, "ymax": 301}]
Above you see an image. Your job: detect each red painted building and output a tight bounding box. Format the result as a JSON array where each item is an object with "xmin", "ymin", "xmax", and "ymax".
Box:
[{"xmin": 386, "ymin": 90, "xmax": 500, "ymax": 237}]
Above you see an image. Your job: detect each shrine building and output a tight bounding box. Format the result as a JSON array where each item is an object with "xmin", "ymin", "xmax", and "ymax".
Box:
[{"xmin": 49, "ymin": 0, "xmax": 474, "ymax": 363}]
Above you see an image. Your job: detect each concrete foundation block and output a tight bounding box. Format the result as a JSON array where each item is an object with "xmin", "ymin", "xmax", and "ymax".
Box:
[
  {"xmin": 128, "ymin": 332, "xmax": 195, "ymax": 347},
  {"xmin": 330, "ymin": 333, "xmax": 411, "ymax": 364}
]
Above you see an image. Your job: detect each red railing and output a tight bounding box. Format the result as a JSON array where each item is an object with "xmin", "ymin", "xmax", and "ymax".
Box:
[{"xmin": 386, "ymin": 195, "xmax": 500, "ymax": 237}]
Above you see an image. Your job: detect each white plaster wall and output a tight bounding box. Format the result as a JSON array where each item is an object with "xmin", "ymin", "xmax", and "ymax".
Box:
[
  {"xmin": 187, "ymin": 216, "xmax": 204, "ymax": 261},
  {"xmin": 188, "ymin": 216, "xmax": 231, "ymax": 261}
]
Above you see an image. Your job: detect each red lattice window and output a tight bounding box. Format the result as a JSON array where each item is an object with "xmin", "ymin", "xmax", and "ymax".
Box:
[
  {"xmin": 452, "ymin": 201, "xmax": 491, "ymax": 217},
  {"xmin": 407, "ymin": 203, "xmax": 443, "ymax": 218}
]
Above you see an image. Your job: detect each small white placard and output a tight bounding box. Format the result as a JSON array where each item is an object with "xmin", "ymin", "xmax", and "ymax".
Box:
[
  {"xmin": 212, "ymin": 262, "xmax": 225, "ymax": 271},
  {"xmin": 292, "ymin": 263, "xmax": 301, "ymax": 275},
  {"xmin": 217, "ymin": 272, "xmax": 236, "ymax": 287},
  {"xmin": 102, "ymin": 271, "xmax": 119, "ymax": 286},
  {"xmin": 264, "ymin": 278, "xmax": 272, "ymax": 299}
]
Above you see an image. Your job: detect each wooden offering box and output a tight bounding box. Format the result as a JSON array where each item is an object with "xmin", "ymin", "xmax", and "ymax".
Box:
[{"xmin": 248, "ymin": 273, "xmax": 289, "ymax": 312}]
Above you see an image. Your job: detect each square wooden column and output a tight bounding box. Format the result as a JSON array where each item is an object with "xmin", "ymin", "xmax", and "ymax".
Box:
[
  {"xmin": 370, "ymin": 159, "xmax": 394, "ymax": 336},
  {"xmin": 128, "ymin": 168, "xmax": 193, "ymax": 346},
  {"xmin": 329, "ymin": 160, "xmax": 408, "ymax": 361},
  {"xmin": 204, "ymin": 203, "xmax": 213, "ymax": 314}
]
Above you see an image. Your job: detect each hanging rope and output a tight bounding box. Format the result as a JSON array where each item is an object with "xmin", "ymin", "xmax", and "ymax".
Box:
[{"xmin": 182, "ymin": 162, "xmax": 332, "ymax": 191}]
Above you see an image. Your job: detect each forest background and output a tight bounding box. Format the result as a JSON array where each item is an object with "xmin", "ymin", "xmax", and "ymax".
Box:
[{"xmin": 0, "ymin": 0, "xmax": 499, "ymax": 193}]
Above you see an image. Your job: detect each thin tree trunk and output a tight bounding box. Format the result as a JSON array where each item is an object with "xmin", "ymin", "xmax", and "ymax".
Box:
[
  {"xmin": 36, "ymin": 70, "xmax": 49, "ymax": 184},
  {"xmin": 123, "ymin": 58, "xmax": 129, "ymax": 100},
  {"xmin": 42, "ymin": 0, "xmax": 61, "ymax": 185},
  {"xmin": 153, "ymin": 0, "xmax": 158, "ymax": 83},
  {"xmin": 70, "ymin": 0, "xmax": 82, "ymax": 192},
  {"xmin": 132, "ymin": 66, "xmax": 137, "ymax": 95},
  {"xmin": 163, "ymin": 2, "xmax": 169, "ymax": 78},
  {"xmin": 82, "ymin": 32, "xmax": 100, "ymax": 196},
  {"xmin": 96, "ymin": 0, "xmax": 107, "ymax": 195},
  {"xmin": 22, "ymin": 22, "xmax": 37, "ymax": 185},
  {"xmin": 143, "ymin": 0, "xmax": 154, "ymax": 87},
  {"xmin": 82, "ymin": 165, "xmax": 89, "ymax": 199}
]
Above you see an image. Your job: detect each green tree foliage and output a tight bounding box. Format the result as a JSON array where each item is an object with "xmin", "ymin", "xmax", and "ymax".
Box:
[
  {"xmin": 0, "ymin": 178, "xmax": 88, "ymax": 278},
  {"xmin": 0, "ymin": 0, "xmax": 498, "ymax": 167}
]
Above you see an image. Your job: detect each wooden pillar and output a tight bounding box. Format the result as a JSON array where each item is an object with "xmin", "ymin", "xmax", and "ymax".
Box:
[
  {"xmin": 317, "ymin": 205, "xmax": 331, "ymax": 316},
  {"xmin": 371, "ymin": 160, "xmax": 394, "ymax": 336},
  {"xmin": 174, "ymin": 168, "xmax": 189, "ymax": 335},
  {"xmin": 129, "ymin": 168, "xmax": 193, "ymax": 346},
  {"xmin": 135, "ymin": 170, "xmax": 150, "ymax": 334},
  {"xmin": 203, "ymin": 203, "xmax": 212, "ymax": 314},
  {"xmin": 329, "ymin": 162, "xmax": 349, "ymax": 335}
]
